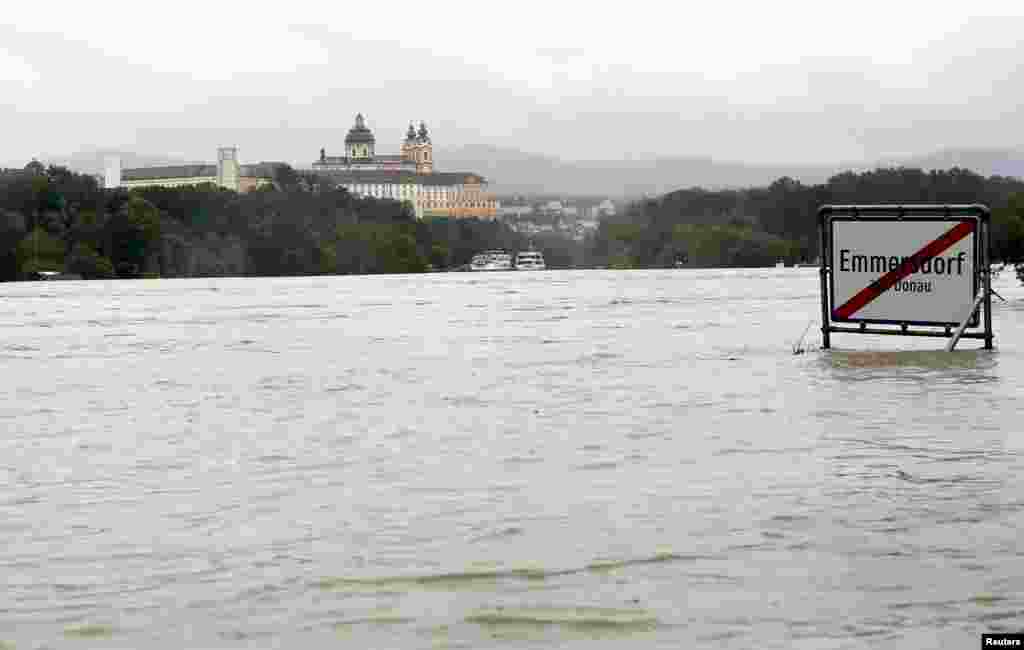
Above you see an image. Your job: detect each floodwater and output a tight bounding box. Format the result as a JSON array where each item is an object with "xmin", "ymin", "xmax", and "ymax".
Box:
[{"xmin": 1, "ymin": 268, "xmax": 1022, "ymax": 649}]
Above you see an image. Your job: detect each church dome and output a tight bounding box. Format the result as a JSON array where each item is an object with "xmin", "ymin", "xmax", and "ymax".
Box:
[{"xmin": 344, "ymin": 113, "xmax": 376, "ymax": 145}]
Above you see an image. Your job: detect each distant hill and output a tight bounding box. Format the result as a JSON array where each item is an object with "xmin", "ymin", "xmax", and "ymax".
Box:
[
  {"xmin": 885, "ymin": 148, "xmax": 1024, "ymax": 180},
  {"xmin": 437, "ymin": 145, "xmax": 1024, "ymax": 199},
  {"xmin": 435, "ymin": 144, "xmax": 836, "ymax": 197}
]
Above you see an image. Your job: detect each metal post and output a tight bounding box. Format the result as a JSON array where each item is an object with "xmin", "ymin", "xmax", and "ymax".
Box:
[
  {"xmin": 946, "ymin": 290, "xmax": 985, "ymax": 352},
  {"xmin": 982, "ymin": 217, "xmax": 994, "ymax": 349},
  {"xmin": 819, "ymin": 212, "xmax": 831, "ymax": 349}
]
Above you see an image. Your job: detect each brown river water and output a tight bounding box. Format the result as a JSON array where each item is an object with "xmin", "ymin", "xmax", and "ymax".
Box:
[{"xmin": 1, "ymin": 268, "xmax": 1022, "ymax": 649}]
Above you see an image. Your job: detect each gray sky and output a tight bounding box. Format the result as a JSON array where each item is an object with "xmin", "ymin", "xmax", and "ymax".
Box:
[{"xmin": 2, "ymin": 1, "xmax": 1023, "ymax": 168}]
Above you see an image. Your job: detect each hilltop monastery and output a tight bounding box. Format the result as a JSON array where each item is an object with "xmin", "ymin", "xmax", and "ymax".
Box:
[{"xmin": 108, "ymin": 114, "xmax": 498, "ymax": 220}]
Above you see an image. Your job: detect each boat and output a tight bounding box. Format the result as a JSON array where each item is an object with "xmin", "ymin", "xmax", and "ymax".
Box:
[
  {"xmin": 470, "ymin": 254, "xmax": 489, "ymax": 271},
  {"xmin": 514, "ymin": 249, "xmax": 546, "ymax": 271},
  {"xmin": 470, "ymin": 250, "xmax": 514, "ymax": 271},
  {"xmin": 487, "ymin": 251, "xmax": 514, "ymax": 271},
  {"xmin": 31, "ymin": 270, "xmax": 83, "ymax": 281},
  {"xmin": 775, "ymin": 260, "xmax": 785, "ymax": 268}
]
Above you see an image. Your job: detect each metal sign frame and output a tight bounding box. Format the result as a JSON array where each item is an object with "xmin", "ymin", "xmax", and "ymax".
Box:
[
  {"xmin": 828, "ymin": 215, "xmax": 981, "ymax": 327},
  {"xmin": 818, "ymin": 204, "xmax": 992, "ymax": 349}
]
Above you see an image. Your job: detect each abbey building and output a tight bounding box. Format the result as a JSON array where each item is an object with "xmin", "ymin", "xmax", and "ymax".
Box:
[
  {"xmin": 109, "ymin": 147, "xmax": 281, "ymax": 193},
  {"xmin": 313, "ymin": 115, "xmax": 434, "ymax": 174},
  {"xmin": 309, "ymin": 114, "xmax": 498, "ymax": 220},
  {"xmin": 104, "ymin": 114, "xmax": 498, "ymax": 221}
]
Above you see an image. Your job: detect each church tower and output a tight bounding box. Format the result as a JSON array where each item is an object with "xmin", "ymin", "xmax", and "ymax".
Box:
[
  {"xmin": 217, "ymin": 146, "xmax": 240, "ymax": 192},
  {"xmin": 415, "ymin": 121, "xmax": 433, "ymax": 174},
  {"xmin": 401, "ymin": 122, "xmax": 417, "ymax": 165},
  {"xmin": 345, "ymin": 113, "xmax": 376, "ymax": 160}
]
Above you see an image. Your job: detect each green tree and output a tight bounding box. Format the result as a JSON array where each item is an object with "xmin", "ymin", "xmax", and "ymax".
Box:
[
  {"xmin": 992, "ymin": 193, "xmax": 1024, "ymax": 263},
  {"xmin": 429, "ymin": 243, "xmax": 450, "ymax": 269},
  {"xmin": 317, "ymin": 242, "xmax": 338, "ymax": 274},
  {"xmin": 273, "ymin": 164, "xmax": 301, "ymax": 191},
  {"xmin": 16, "ymin": 227, "xmax": 65, "ymax": 276},
  {"xmin": 66, "ymin": 242, "xmax": 115, "ymax": 279},
  {"xmin": 108, "ymin": 195, "xmax": 162, "ymax": 278}
]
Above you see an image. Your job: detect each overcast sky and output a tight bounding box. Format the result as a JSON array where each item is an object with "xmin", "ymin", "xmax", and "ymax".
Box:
[{"xmin": 2, "ymin": 1, "xmax": 1023, "ymax": 167}]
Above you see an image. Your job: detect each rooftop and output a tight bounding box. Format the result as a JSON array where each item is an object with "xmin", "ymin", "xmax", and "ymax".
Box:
[
  {"xmin": 121, "ymin": 162, "xmax": 282, "ymax": 181},
  {"xmin": 344, "ymin": 113, "xmax": 376, "ymax": 145},
  {"xmin": 315, "ymin": 154, "xmax": 410, "ymax": 165},
  {"xmin": 313, "ymin": 169, "xmax": 489, "ymax": 186},
  {"xmin": 122, "ymin": 164, "xmax": 216, "ymax": 181}
]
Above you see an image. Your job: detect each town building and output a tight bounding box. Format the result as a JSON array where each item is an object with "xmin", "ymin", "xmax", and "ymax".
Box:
[
  {"xmin": 308, "ymin": 114, "xmax": 498, "ymax": 220},
  {"xmin": 497, "ymin": 202, "xmax": 534, "ymax": 219},
  {"xmin": 108, "ymin": 148, "xmax": 282, "ymax": 193}
]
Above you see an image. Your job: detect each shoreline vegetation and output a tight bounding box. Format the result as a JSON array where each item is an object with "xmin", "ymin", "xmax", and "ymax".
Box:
[{"xmin": 2, "ymin": 162, "xmax": 1024, "ymax": 281}]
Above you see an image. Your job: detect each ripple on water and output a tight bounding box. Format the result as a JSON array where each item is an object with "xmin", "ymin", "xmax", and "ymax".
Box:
[
  {"xmin": 64, "ymin": 624, "xmax": 115, "ymax": 639},
  {"xmin": 315, "ymin": 552, "xmax": 704, "ymax": 594},
  {"xmin": 469, "ymin": 526, "xmax": 525, "ymax": 543},
  {"xmin": 574, "ymin": 460, "xmax": 620, "ymax": 471},
  {"xmin": 464, "ymin": 605, "xmax": 659, "ymax": 634},
  {"xmin": 332, "ymin": 618, "xmax": 418, "ymax": 638},
  {"xmin": 503, "ymin": 454, "xmax": 543, "ymax": 466}
]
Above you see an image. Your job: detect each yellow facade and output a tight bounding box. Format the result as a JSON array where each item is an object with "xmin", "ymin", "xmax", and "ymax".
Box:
[
  {"xmin": 416, "ymin": 175, "xmax": 497, "ymax": 219},
  {"xmin": 121, "ymin": 175, "xmax": 271, "ymax": 193},
  {"xmin": 312, "ymin": 116, "xmax": 498, "ymax": 219},
  {"xmin": 238, "ymin": 177, "xmax": 273, "ymax": 193}
]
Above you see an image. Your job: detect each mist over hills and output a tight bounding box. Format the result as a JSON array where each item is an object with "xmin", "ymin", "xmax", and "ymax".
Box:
[
  {"xmin": 875, "ymin": 149, "xmax": 1024, "ymax": 181},
  {"xmin": 439, "ymin": 145, "xmax": 1024, "ymax": 198},
  {"xmin": 35, "ymin": 150, "xmax": 203, "ymax": 176},
  {"xmin": 19, "ymin": 146, "xmax": 1024, "ymax": 200},
  {"xmin": 436, "ymin": 145, "xmax": 833, "ymax": 197}
]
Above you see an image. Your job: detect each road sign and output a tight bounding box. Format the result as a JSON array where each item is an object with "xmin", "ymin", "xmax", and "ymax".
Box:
[
  {"xmin": 817, "ymin": 205, "xmax": 993, "ymax": 349},
  {"xmin": 831, "ymin": 217, "xmax": 977, "ymax": 325}
]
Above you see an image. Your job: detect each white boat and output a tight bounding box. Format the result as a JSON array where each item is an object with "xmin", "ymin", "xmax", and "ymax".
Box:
[
  {"xmin": 486, "ymin": 251, "xmax": 513, "ymax": 271},
  {"xmin": 470, "ymin": 250, "xmax": 514, "ymax": 271},
  {"xmin": 32, "ymin": 270, "xmax": 83, "ymax": 281},
  {"xmin": 470, "ymin": 254, "xmax": 489, "ymax": 271},
  {"xmin": 515, "ymin": 249, "xmax": 546, "ymax": 270}
]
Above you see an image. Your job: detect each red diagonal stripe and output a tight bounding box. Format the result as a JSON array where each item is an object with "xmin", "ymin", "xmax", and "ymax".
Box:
[{"xmin": 833, "ymin": 220, "xmax": 975, "ymax": 320}]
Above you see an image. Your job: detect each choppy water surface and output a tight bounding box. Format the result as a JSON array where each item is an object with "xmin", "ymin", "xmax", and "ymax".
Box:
[{"xmin": 2, "ymin": 268, "xmax": 1022, "ymax": 649}]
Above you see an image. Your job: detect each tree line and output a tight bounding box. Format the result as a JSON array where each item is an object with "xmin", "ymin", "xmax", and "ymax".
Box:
[
  {"xmin": 0, "ymin": 163, "xmax": 578, "ymax": 280},
  {"xmin": 586, "ymin": 167, "xmax": 1024, "ymax": 268},
  {"xmin": 3, "ymin": 162, "xmax": 1024, "ymax": 281}
]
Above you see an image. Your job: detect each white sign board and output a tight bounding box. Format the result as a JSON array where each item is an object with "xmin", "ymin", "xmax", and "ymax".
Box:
[{"xmin": 829, "ymin": 216, "xmax": 978, "ymax": 326}]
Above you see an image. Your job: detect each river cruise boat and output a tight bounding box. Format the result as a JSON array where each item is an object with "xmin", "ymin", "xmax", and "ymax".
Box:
[
  {"xmin": 31, "ymin": 270, "xmax": 83, "ymax": 281},
  {"xmin": 514, "ymin": 249, "xmax": 546, "ymax": 270},
  {"xmin": 470, "ymin": 250, "xmax": 514, "ymax": 271},
  {"xmin": 470, "ymin": 254, "xmax": 489, "ymax": 271}
]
